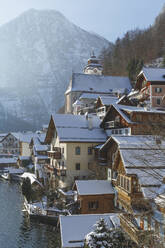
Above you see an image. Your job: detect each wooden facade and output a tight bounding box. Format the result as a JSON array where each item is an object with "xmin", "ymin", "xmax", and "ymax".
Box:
[
  {"xmin": 100, "ymin": 104, "xmax": 165, "ymax": 135},
  {"xmin": 77, "ymin": 193, "xmax": 115, "ymax": 214}
]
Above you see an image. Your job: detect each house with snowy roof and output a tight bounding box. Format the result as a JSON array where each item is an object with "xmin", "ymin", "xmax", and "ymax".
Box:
[
  {"xmin": 74, "ymin": 180, "xmax": 115, "ymax": 214},
  {"xmin": 60, "ymin": 213, "xmax": 119, "ymax": 248},
  {"xmin": 45, "ymin": 114, "xmax": 107, "ymax": 189},
  {"xmin": 100, "ymin": 103, "xmax": 165, "ymax": 136},
  {"xmin": 1, "ymin": 132, "xmax": 21, "ymax": 155},
  {"xmin": 65, "ymin": 54, "xmax": 131, "ymax": 114},
  {"xmin": 95, "ymin": 95, "xmax": 118, "ymax": 119},
  {"xmin": 29, "ymin": 134, "xmax": 49, "ymax": 185},
  {"xmin": 97, "ymin": 135, "xmax": 165, "ymax": 245},
  {"xmin": 129, "ymin": 67, "xmax": 165, "ymax": 109}
]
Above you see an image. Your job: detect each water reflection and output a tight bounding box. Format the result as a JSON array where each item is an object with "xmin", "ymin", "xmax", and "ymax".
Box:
[{"xmin": 0, "ymin": 179, "xmax": 60, "ymax": 248}]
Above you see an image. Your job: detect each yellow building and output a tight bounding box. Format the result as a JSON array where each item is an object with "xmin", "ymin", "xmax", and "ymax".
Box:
[{"xmin": 45, "ymin": 114, "xmax": 107, "ymax": 189}]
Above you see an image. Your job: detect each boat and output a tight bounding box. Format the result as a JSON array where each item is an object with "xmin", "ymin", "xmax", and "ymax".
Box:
[
  {"xmin": 23, "ymin": 199, "xmax": 69, "ymax": 225},
  {"xmin": 1, "ymin": 172, "xmax": 9, "ymax": 180},
  {"xmin": 0, "ymin": 167, "xmax": 25, "ymax": 181}
]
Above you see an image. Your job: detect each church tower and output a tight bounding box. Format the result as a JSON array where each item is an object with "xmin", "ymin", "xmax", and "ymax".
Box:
[{"xmin": 84, "ymin": 51, "xmax": 103, "ymax": 75}]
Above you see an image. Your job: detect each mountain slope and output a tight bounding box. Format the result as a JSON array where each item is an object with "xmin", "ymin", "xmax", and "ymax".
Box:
[
  {"xmin": 101, "ymin": 5, "xmax": 165, "ymax": 81},
  {"xmin": 0, "ymin": 9, "xmax": 110, "ymax": 131}
]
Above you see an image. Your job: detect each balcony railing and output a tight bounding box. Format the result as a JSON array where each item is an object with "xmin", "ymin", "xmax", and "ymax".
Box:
[
  {"xmin": 120, "ymin": 214, "xmax": 153, "ymax": 245},
  {"xmin": 48, "ymin": 150, "xmax": 61, "ymax": 159},
  {"xmin": 105, "ymin": 121, "xmax": 120, "ymax": 129}
]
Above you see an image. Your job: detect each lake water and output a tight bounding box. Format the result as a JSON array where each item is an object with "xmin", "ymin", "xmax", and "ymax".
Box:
[{"xmin": 0, "ymin": 179, "xmax": 60, "ymax": 248}]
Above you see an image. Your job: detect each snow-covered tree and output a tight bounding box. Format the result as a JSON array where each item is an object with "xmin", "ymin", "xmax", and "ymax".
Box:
[{"xmin": 84, "ymin": 218, "xmax": 136, "ymax": 248}]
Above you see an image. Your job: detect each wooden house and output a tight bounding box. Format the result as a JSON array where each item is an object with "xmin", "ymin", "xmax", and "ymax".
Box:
[
  {"xmin": 95, "ymin": 96, "xmax": 118, "ymax": 119},
  {"xmin": 130, "ymin": 67, "xmax": 165, "ymax": 108},
  {"xmin": 103, "ymin": 135, "xmax": 165, "ymax": 245},
  {"xmin": 74, "ymin": 180, "xmax": 115, "ymax": 214},
  {"xmin": 60, "ymin": 214, "xmax": 119, "ymax": 248},
  {"xmin": 100, "ymin": 104, "xmax": 165, "ymax": 136}
]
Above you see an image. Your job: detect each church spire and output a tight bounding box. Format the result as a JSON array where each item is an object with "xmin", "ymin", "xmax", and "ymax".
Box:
[{"xmin": 84, "ymin": 50, "xmax": 103, "ymax": 75}]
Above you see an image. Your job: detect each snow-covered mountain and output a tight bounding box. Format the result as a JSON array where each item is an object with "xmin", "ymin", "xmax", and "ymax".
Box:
[{"xmin": 0, "ymin": 9, "xmax": 110, "ymax": 131}]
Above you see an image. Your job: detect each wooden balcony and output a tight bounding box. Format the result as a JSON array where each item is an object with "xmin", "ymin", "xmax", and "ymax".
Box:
[
  {"xmin": 120, "ymin": 214, "xmax": 154, "ymax": 245},
  {"xmin": 48, "ymin": 151, "xmax": 61, "ymax": 159},
  {"xmin": 105, "ymin": 121, "xmax": 120, "ymax": 129}
]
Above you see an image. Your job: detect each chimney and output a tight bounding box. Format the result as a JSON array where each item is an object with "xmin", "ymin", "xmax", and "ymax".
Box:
[{"xmin": 87, "ymin": 114, "xmax": 93, "ymax": 130}]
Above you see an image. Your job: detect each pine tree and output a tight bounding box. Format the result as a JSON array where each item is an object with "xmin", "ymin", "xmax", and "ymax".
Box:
[{"xmin": 85, "ymin": 218, "xmax": 137, "ymax": 248}]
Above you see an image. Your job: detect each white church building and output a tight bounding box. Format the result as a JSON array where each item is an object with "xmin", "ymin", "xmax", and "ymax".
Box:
[{"xmin": 65, "ymin": 53, "xmax": 132, "ymax": 114}]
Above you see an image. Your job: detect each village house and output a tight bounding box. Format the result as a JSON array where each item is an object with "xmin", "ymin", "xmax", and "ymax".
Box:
[
  {"xmin": 29, "ymin": 133, "xmax": 49, "ymax": 185},
  {"xmin": 1, "ymin": 132, "xmax": 21, "ymax": 155},
  {"xmin": 45, "ymin": 114, "xmax": 107, "ymax": 190},
  {"xmin": 73, "ymin": 93, "xmax": 101, "ymax": 115},
  {"xmin": 95, "ymin": 95, "xmax": 118, "ymax": 119},
  {"xmin": 100, "ymin": 135, "xmax": 165, "ymax": 246},
  {"xmin": 100, "ymin": 104, "xmax": 165, "ymax": 136},
  {"xmin": 73, "ymin": 180, "xmax": 115, "ymax": 214},
  {"xmin": 129, "ymin": 67, "xmax": 165, "ymax": 109},
  {"xmin": 19, "ymin": 132, "xmax": 38, "ymax": 156},
  {"xmin": 65, "ymin": 54, "xmax": 131, "ymax": 114},
  {"xmin": 60, "ymin": 213, "xmax": 119, "ymax": 248}
]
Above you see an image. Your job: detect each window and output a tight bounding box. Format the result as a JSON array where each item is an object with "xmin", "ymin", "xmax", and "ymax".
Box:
[
  {"xmin": 157, "ymin": 98, "xmax": 161, "ymax": 105},
  {"xmin": 75, "ymin": 146, "xmax": 80, "ymax": 155},
  {"xmin": 61, "ymin": 147, "xmax": 64, "ymax": 154},
  {"xmin": 155, "ymin": 88, "xmax": 162, "ymax": 93},
  {"xmin": 75, "ymin": 163, "xmax": 80, "ymax": 170},
  {"xmin": 88, "ymin": 147, "xmax": 92, "ymax": 155},
  {"xmin": 88, "ymin": 201, "xmax": 99, "ymax": 210}
]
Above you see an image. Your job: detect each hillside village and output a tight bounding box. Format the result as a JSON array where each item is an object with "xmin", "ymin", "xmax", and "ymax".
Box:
[{"xmin": 1, "ymin": 53, "xmax": 165, "ymax": 247}]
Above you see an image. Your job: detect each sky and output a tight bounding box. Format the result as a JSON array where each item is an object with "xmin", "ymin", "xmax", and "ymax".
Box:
[{"xmin": 0, "ymin": 0, "xmax": 165, "ymax": 42}]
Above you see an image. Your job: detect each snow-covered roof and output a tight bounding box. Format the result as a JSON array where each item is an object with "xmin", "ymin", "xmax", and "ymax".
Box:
[
  {"xmin": 60, "ymin": 214, "xmax": 119, "ymax": 248},
  {"xmin": 126, "ymin": 168, "xmax": 165, "ymax": 186},
  {"xmin": 52, "ymin": 114, "xmax": 107, "ymax": 143},
  {"xmin": 120, "ymin": 149, "xmax": 165, "ymax": 169},
  {"xmin": 53, "ymin": 114, "xmax": 100, "ymax": 128},
  {"xmin": 141, "ymin": 187, "xmax": 159, "ymax": 199},
  {"xmin": 57, "ymin": 127, "xmax": 106, "ymax": 142},
  {"xmin": 37, "ymin": 133, "xmax": 46, "ymax": 143},
  {"xmin": 79, "ymin": 93, "xmax": 102, "ymax": 100},
  {"xmin": 99, "ymin": 96, "xmax": 118, "ymax": 106},
  {"xmin": 21, "ymin": 172, "xmax": 43, "ymax": 187},
  {"xmin": 34, "ymin": 144, "xmax": 49, "ymax": 152},
  {"xmin": 139, "ymin": 67, "xmax": 165, "ymax": 82},
  {"xmin": 75, "ymin": 180, "xmax": 114, "ymax": 195},
  {"xmin": 11, "ymin": 132, "xmax": 38, "ymax": 143},
  {"xmin": 7, "ymin": 167, "xmax": 24, "ymax": 174},
  {"xmin": 0, "ymin": 157, "xmax": 17, "ymax": 164},
  {"xmin": 112, "ymin": 104, "xmax": 133, "ymax": 124},
  {"xmin": 121, "ymin": 105, "xmax": 165, "ymax": 114},
  {"xmin": 110, "ymin": 135, "xmax": 165, "ymax": 149},
  {"xmin": 65, "ymin": 73, "xmax": 132, "ymax": 95}
]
